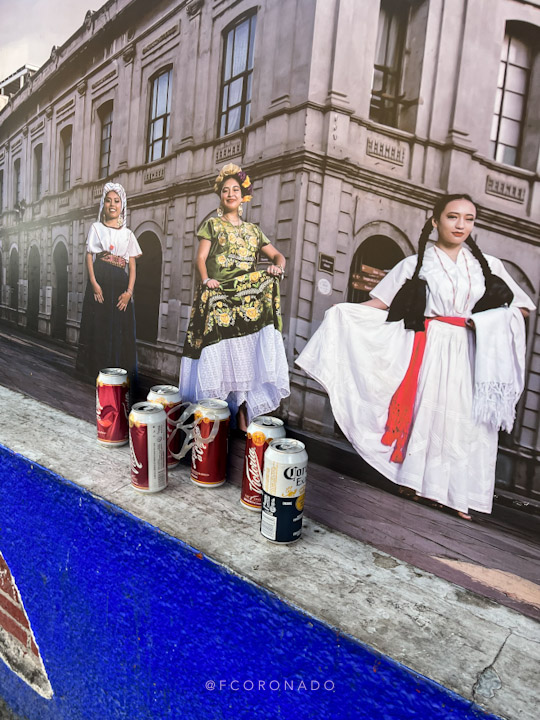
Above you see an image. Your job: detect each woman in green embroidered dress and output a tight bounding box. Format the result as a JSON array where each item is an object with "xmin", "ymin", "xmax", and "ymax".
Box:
[{"xmin": 179, "ymin": 164, "xmax": 290, "ymax": 431}]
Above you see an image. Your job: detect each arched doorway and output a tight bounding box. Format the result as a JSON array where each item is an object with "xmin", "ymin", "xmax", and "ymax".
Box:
[
  {"xmin": 348, "ymin": 235, "xmax": 405, "ymax": 303},
  {"xmin": 135, "ymin": 232, "xmax": 162, "ymax": 344},
  {"xmin": 27, "ymin": 246, "xmax": 40, "ymax": 331},
  {"xmin": 8, "ymin": 248, "xmax": 19, "ymax": 315},
  {"xmin": 51, "ymin": 242, "xmax": 68, "ymax": 340}
]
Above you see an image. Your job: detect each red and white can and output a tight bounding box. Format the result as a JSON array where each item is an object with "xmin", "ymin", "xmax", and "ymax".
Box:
[
  {"xmin": 241, "ymin": 416, "xmax": 286, "ymax": 511},
  {"xmin": 147, "ymin": 385, "xmax": 183, "ymax": 469},
  {"xmin": 129, "ymin": 402, "xmax": 168, "ymax": 493},
  {"xmin": 261, "ymin": 439, "xmax": 308, "ymax": 544},
  {"xmin": 96, "ymin": 368, "xmax": 129, "ymax": 446},
  {"xmin": 191, "ymin": 399, "xmax": 230, "ymax": 488}
]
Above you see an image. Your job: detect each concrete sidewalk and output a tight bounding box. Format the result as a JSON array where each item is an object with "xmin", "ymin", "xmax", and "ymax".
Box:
[{"xmin": 0, "ymin": 385, "xmax": 539, "ymax": 720}]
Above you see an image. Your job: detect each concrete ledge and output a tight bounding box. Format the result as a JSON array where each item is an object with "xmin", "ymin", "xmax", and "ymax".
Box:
[{"xmin": 0, "ymin": 385, "xmax": 538, "ymax": 720}]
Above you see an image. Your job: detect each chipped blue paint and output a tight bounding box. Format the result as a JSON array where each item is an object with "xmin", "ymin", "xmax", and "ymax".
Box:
[{"xmin": 0, "ymin": 444, "xmax": 501, "ymax": 720}]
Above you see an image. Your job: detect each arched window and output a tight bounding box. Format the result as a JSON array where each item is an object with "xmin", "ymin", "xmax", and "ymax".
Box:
[
  {"xmin": 27, "ymin": 246, "xmax": 40, "ymax": 331},
  {"xmin": 52, "ymin": 242, "xmax": 69, "ymax": 340},
  {"xmin": 348, "ymin": 236, "xmax": 405, "ymax": 303},
  {"xmin": 218, "ymin": 11, "xmax": 257, "ymax": 137},
  {"xmin": 8, "ymin": 247, "xmax": 19, "ymax": 313},
  {"xmin": 135, "ymin": 232, "xmax": 162, "ymax": 343}
]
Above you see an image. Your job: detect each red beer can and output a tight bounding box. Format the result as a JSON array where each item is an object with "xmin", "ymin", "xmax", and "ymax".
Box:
[
  {"xmin": 96, "ymin": 368, "xmax": 129, "ymax": 446},
  {"xmin": 129, "ymin": 402, "xmax": 168, "ymax": 493},
  {"xmin": 241, "ymin": 416, "xmax": 286, "ymax": 511},
  {"xmin": 191, "ymin": 399, "xmax": 230, "ymax": 488},
  {"xmin": 147, "ymin": 385, "xmax": 183, "ymax": 469}
]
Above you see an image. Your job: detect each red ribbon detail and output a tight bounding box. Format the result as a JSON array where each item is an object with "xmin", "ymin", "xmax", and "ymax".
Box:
[{"xmin": 381, "ymin": 316, "xmax": 468, "ymax": 463}]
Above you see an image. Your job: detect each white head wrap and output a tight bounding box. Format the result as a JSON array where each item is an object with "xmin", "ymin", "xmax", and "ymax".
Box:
[{"xmin": 98, "ymin": 182, "xmax": 127, "ymax": 227}]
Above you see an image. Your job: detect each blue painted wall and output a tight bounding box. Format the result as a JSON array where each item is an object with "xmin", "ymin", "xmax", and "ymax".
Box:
[{"xmin": 0, "ymin": 444, "xmax": 500, "ymax": 720}]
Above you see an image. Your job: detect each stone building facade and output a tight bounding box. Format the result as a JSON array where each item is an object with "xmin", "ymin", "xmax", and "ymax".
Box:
[{"xmin": 0, "ymin": 0, "xmax": 539, "ymax": 495}]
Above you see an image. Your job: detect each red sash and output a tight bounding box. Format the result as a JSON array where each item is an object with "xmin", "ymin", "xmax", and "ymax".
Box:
[{"xmin": 381, "ymin": 317, "xmax": 468, "ymax": 463}]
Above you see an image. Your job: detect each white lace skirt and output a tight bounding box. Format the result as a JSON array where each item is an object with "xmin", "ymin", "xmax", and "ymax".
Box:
[
  {"xmin": 179, "ymin": 325, "xmax": 290, "ymax": 422},
  {"xmin": 296, "ymin": 304, "xmax": 498, "ymax": 514}
]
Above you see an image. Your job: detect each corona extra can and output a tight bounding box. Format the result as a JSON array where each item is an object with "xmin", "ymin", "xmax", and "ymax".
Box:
[
  {"xmin": 147, "ymin": 385, "xmax": 183, "ymax": 469},
  {"xmin": 241, "ymin": 416, "xmax": 286, "ymax": 511},
  {"xmin": 191, "ymin": 399, "xmax": 230, "ymax": 487},
  {"xmin": 261, "ymin": 439, "xmax": 308, "ymax": 544},
  {"xmin": 129, "ymin": 402, "xmax": 168, "ymax": 493},
  {"xmin": 96, "ymin": 368, "xmax": 129, "ymax": 446}
]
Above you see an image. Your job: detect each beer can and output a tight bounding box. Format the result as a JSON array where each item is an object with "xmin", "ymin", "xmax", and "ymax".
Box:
[
  {"xmin": 191, "ymin": 399, "xmax": 230, "ymax": 488},
  {"xmin": 261, "ymin": 439, "xmax": 308, "ymax": 544},
  {"xmin": 129, "ymin": 402, "xmax": 168, "ymax": 493},
  {"xmin": 96, "ymin": 367, "xmax": 129, "ymax": 446},
  {"xmin": 147, "ymin": 385, "xmax": 183, "ymax": 469},
  {"xmin": 241, "ymin": 416, "xmax": 286, "ymax": 511}
]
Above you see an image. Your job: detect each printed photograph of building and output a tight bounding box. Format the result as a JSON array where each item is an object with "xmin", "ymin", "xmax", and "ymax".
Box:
[{"xmin": 0, "ymin": 0, "xmax": 539, "ymax": 499}]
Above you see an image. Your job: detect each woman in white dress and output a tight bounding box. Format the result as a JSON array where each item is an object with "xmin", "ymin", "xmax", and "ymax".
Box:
[{"xmin": 296, "ymin": 194, "xmax": 535, "ymax": 519}]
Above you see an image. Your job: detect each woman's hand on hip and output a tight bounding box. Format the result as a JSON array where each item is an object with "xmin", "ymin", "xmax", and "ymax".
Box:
[
  {"xmin": 117, "ymin": 291, "xmax": 132, "ymax": 311},
  {"xmin": 267, "ymin": 264, "xmax": 284, "ymax": 277},
  {"xmin": 92, "ymin": 283, "xmax": 104, "ymax": 304},
  {"xmin": 205, "ymin": 279, "xmax": 220, "ymax": 289}
]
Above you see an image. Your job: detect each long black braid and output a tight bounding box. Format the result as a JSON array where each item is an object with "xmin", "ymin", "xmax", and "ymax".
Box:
[
  {"xmin": 387, "ymin": 194, "xmax": 513, "ymax": 330},
  {"xmin": 386, "ymin": 218, "xmax": 432, "ymax": 331}
]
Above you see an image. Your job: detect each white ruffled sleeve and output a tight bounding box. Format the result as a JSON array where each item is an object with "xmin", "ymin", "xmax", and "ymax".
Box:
[
  {"xmin": 369, "ymin": 256, "xmax": 416, "ymax": 307},
  {"xmin": 126, "ymin": 230, "xmax": 143, "ymax": 259},
  {"xmin": 86, "ymin": 223, "xmax": 105, "ymax": 255}
]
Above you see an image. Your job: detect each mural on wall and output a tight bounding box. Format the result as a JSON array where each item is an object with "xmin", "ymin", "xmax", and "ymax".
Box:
[{"xmin": 0, "ymin": 551, "xmax": 53, "ymax": 700}]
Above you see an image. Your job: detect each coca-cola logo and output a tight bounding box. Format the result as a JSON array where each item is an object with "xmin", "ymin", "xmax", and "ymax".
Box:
[{"xmin": 245, "ymin": 447, "xmax": 262, "ymax": 493}]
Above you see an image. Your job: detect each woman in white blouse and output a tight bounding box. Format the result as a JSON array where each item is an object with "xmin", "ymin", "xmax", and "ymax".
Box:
[
  {"xmin": 297, "ymin": 194, "xmax": 535, "ymax": 520},
  {"xmin": 76, "ymin": 183, "xmax": 142, "ymax": 382}
]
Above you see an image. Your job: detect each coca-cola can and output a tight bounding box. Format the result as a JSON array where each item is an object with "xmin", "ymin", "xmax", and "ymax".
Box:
[
  {"xmin": 129, "ymin": 402, "xmax": 168, "ymax": 493},
  {"xmin": 147, "ymin": 385, "xmax": 183, "ymax": 469},
  {"xmin": 191, "ymin": 399, "xmax": 230, "ymax": 488},
  {"xmin": 96, "ymin": 368, "xmax": 129, "ymax": 446},
  {"xmin": 241, "ymin": 416, "xmax": 286, "ymax": 511},
  {"xmin": 261, "ymin": 439, "xmax": 308, "ymax": 544}
]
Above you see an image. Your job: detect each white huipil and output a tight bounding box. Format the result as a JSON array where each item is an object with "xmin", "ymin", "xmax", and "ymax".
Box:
[{"xmin": 296, "ymin": 245, "xmax": 535, "ymax": 514}]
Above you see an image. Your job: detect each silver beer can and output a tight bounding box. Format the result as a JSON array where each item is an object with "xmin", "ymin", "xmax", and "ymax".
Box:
[
  {"xmin": 129, "ymin": 402, "xmax": 168, "ymax": 493},
  {"xmin": 147, "ymin": 385, "xmax": 183, "ymax": 469},
  {"xmin": 260, "ymin": 438, "xmax": 308, "ymax": 544}
]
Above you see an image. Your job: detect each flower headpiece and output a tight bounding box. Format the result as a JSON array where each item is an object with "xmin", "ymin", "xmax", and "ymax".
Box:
[
  {"xmin": 213, "ymin": 163, "xmax": 253, "ymax": 202},
  {"xmin": 98, "ymin": 182, "xmax": 127, "ymax": 227}
]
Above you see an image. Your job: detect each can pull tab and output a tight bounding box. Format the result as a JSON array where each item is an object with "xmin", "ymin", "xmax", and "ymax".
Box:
[{"xmin": 168, "ymin": 402, "xmax": 221, "ymax": 460}]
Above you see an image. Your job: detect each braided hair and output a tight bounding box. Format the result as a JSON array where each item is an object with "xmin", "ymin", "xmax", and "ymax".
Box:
[{"xmin": 387, "ymin": 194, "xmax": 513, "ymax": 331}]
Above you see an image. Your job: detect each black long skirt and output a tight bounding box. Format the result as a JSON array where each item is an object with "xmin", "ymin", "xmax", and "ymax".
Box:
[{"xmin": 76, "ymin": 258, "xmax": 138, "ymax": 384}]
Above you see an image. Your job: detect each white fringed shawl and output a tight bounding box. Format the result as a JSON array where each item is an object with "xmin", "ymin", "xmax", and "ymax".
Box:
[{"xmin": 472, "ymin": 306, "xmax": 526, "ymax": 431}]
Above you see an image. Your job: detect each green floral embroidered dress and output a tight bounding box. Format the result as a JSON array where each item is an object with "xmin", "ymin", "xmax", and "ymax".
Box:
[{"xmin": 179, "ymin": 216, "xmax": 290, "ymax": 420}]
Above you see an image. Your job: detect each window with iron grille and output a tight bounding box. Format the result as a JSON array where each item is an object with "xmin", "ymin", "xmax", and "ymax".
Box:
[
  {"xmin": 218, "ymin": 11, "xmax": 257, "ymax": 137},
  {"xmin": 14, "ymin": 159, "xmax": 21, "ymax": 205},
  {"xmin": 99, "ymin": 103, "xmax": 113, "ymax": 179},
  {"xmin": 491, "ymin": 32, "xmax": 532, "ymax": 167},
  {"xmin": 60, "ymin": 127, "xmax": 72, "ymax": 191},
  {"xmin": 34, "ymin": 145, "xmax": 43, "ymax": 201},
  {"xmin": 146, "ymin": 69, "xmax": 172, "ymax": 163},
  {"xmin": 370, "ymin": 0, "xmax": 409, "ymax": 128}
]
